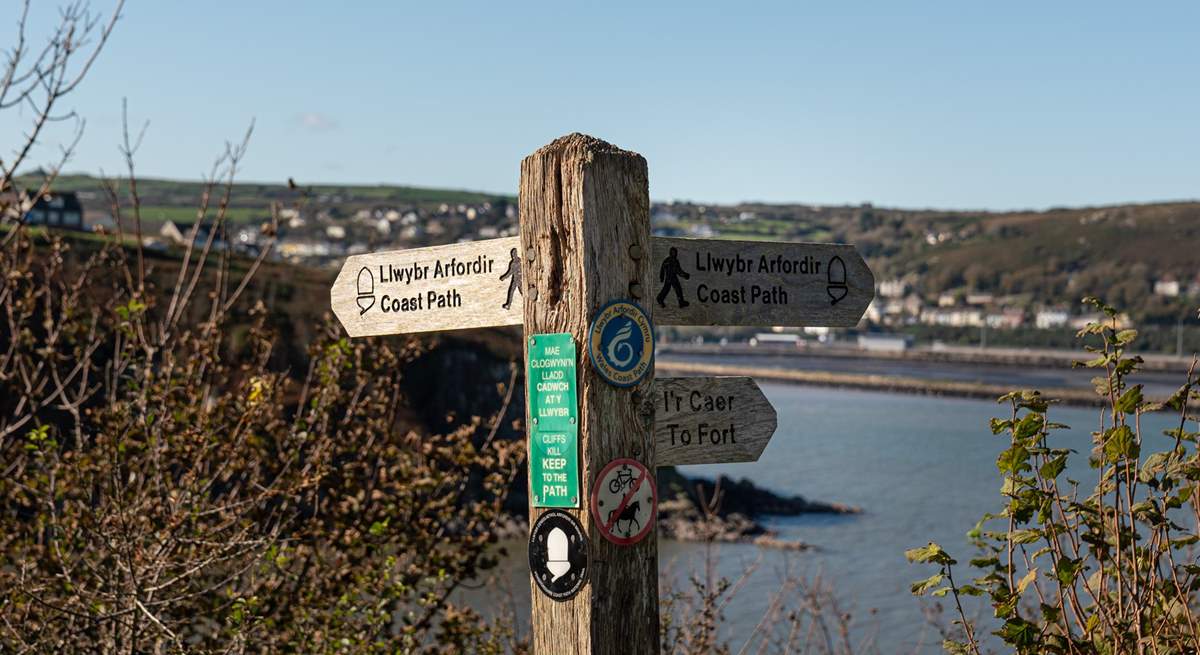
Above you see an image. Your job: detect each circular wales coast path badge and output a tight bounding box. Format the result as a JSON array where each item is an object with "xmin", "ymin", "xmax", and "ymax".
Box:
[
  {"xmin": 588, "ymin": 300, "xmax": 654, "ymax": 388},
  {"xmin": 590, "ymin": 458, "xmax": 657, "ymax": 546},
  {"xmin": 528, "ymin": 509, "xmax": 588, "ymax": 601}
]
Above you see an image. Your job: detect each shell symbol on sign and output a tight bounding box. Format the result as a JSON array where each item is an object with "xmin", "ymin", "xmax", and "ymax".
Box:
[
  {"xmin": 589, "ymin": 300, "xmax": 654, "ymax": 388},
  {"xmin": 606, "ymin": 321, "xmax": 635, "ymax": 367}
]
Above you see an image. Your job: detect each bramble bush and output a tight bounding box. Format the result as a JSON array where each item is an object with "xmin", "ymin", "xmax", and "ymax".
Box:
[
  {"xmin": 0, "ymin": 9, "xmax": 524, "ymax": 646},
  {"xmin": 909, "ymin": 297, "xmax": 1200, "ymax": 654},
  {"xmin": 1, "ymin": 157, "xmax": 527, "ymax": 655}
]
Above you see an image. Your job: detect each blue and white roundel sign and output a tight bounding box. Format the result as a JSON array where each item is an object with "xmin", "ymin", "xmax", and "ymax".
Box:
[{"xmin": 588, "ymin": 300, "xmax": 654, "ymax": 387}]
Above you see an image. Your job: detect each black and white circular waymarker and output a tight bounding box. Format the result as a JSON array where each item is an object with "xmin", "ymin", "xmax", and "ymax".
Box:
[{"xmin": 528, "ymin": 509, "xmax": 588, "ymax": 601}]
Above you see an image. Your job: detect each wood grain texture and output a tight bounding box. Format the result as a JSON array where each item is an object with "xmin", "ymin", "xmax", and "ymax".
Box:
[
  {"xmin": 330, "ymin": 237, "xmax": 522, "ymax": 337},
  {"xmin": 520, "ymin": 134, "xmax": 657, "ymax": 655},
  {"xmin": 650, "ymin": 236, "xmax": 875, "ymax": 327},
  {"xmin": 653, "ymin": 377, "xmax": 777, "ymax": 466}
]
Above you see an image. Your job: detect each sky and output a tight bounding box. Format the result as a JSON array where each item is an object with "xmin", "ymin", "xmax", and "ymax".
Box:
[{"xmin": 3, "ymin": 1, "xmax": 1198, "ymax": 210}]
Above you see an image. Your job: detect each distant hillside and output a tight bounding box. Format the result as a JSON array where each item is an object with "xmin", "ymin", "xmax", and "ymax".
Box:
[
  {"xmin": 657, "ymin": 199, "xmax": 1200, "ymax": 325},
  {"xmin": 24, "ymin": 173, "xmax": 1198, "ymax": 326},
  {"xmin": 25, "ymin": 173, "xmax": 510, "ymax": 225}
]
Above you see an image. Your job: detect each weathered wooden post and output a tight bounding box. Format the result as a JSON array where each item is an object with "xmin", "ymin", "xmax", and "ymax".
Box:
[
  {"xmin": 520, "ymin": 134, "xmax": 659, "ymax": 654},
  {"xmin": 331, "ymin": 130, "xmax": 874, "ymax": 654}
]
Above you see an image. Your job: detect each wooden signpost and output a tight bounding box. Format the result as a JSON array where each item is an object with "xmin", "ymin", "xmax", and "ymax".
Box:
[
  {"xmin": 653, "ymin": 377, "xmax": 777, "ymax": 467},
  {"xmin": 331, "ymin": 133, "xmax": 874, "ymax": 654},
  {"xmin": 651, "ymin": 237, "xmax": 873, "ymax": 327},
  {"xmin": 330, "ymin": 236, "xmax": 522, "ymax": 337}
]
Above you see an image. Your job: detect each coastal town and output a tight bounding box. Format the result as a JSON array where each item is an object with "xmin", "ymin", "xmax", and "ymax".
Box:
[{"xmin": 19, "ymin": 182, "xmax": 1200, "ymax": 353}]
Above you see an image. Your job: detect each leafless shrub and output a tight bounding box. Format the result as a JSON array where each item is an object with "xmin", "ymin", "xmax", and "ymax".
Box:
[
  {"xmin": 1, "ymin": 0, "xmax": 123, "ymax": 231},
  {"xmin": 660, "ymin": 485, "xmax": 877, "ymax": 655},
  {"xmin": 0, "ymin": 17, "xmax": 524, "ymax": 644}
]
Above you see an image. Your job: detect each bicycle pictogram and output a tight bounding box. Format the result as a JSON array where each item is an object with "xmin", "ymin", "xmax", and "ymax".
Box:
[{"xmin": 607, "ymin": 463, "xmax": 635, "ymax": 494}]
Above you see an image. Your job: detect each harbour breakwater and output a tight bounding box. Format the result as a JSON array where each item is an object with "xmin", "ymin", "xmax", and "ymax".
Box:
[{"xmin": 655, "ymin": 358, "xmax": 1109, "ymax": 406}]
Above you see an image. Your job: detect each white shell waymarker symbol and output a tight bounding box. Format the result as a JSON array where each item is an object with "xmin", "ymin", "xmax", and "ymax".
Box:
[
  {"xmin": 606, "ymin": 320, "xmax": 635, "ymax": 367},
  {"xmin": 588, "ymin": 300, "xmax": 654, "ymax": 388},
  {"xmin": 590, "ymin": 458, "xmax": 657, "ymax": 546}
]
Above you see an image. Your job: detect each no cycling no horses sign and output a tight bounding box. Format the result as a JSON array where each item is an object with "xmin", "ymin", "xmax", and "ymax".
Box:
[{"xmin": 590, "ymin": 458, "xmax": 657, "ymax": 546}]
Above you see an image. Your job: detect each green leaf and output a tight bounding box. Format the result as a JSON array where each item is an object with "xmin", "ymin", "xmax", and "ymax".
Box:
[
  {"xmin": 1015, "ymin": 413, "xmax": 1043, "ymax": 440},
  {"xmin": 1103, "ymin": 425, "xmax": 1138, "ymax": 461},
  {"xmin": 1010, "ymin": 529, "xmax": 1042, "ymax": 544},
  {"xmin": 1141, "ymin": 451, "xmax": 1170, "ymax": 480},
  {"xmin": 906, "ymin": 542, "xmax": 955, "ymax": 566},
  {"xmin": 1039, "ymin": 454, "xmax": 1067, "ymax": 480},
  {"xmin": 1114, "ymin": 385, "xmax": 1144, "ymax": 414},
  {"xmin": 1115, "ymin": 329, "xmax": 1138, "ymax": 346},
  {"xmin": 1055, "ymin": 556, "xmax": 1082, "ymax": 585},
  {"xmin": 942, "ymin": 640, "xmax": 972, "ymax": 655},
  {"xmin": 996, "ymin": 617, "xmax": 1039, "ymax": 646},
  {"xmin": 1040, "ymin": 602, "xmax": 1061, "ymax": 625},
  {"xmin": 910, "ymin": 573, "xmax": 945, "ymax": 595},
  {"xmin": 1082, "ymin": 296, "xmax": 1117, "ymax": 317},
  {"xmin": 1170, "ymin": 535, "xmax": 1199, "ymax": 548},
  {"xmin": 998, "ymin": 444, "xmax": 1031, "ymax": 475}
]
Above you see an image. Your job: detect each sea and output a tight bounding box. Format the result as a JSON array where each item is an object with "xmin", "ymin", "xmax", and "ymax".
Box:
[{"xmin": 468, "ymin": 370, "xmax": 1193, "ymax": 653}]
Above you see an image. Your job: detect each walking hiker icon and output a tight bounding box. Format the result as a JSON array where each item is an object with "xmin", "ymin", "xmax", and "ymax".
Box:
[
  {"xmin": 656, "ymin": 247, "xmax": 690, "ymax": 308},
  {"xmin": 499, "ymin": 247, "xmax": 522, "ymax": 310}
]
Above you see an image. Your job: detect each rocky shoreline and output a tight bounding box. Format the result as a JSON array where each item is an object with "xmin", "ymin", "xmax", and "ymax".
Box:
[
  {"xmin": 407, "ymin": 335, "xmax": 859, "ymax": 550},
  {"xmin": 495, "ymin": 468, "xmax": 858, "ymax": 550}
]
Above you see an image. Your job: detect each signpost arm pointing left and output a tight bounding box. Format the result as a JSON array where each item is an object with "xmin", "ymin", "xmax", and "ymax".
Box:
[
  {"xmin": 521, "ymin": 134, "xmax": 659, "ymax": 655},
  {"xmin": 329, "ymin": 131, "xmax": 874, "ymax": 653}
]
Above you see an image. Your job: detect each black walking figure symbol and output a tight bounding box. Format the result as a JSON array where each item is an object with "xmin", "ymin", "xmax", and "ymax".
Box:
[
  {"xmin": 499, "ymin": 248, "xmax": 522, "ymax": 310},
  {"xmin": 656, "ymin": 247, "xmax": 690, "ymax": 308}
]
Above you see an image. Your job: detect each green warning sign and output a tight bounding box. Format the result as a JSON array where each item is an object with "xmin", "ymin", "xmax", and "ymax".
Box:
[{"xmin": 528, "ymin": 333, "xmax": 579, "ymax": 508}]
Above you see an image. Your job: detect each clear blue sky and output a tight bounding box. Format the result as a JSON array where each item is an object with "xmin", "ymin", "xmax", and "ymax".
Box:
[{"xmin": 5, "ymin": 1, "xmax": 1198, "ymax": 209}]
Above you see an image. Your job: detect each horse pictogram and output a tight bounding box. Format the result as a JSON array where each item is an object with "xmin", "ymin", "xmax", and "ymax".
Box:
[{"xmin": 591, "ymin": 458, "xmax": 657, "ymax": 546}]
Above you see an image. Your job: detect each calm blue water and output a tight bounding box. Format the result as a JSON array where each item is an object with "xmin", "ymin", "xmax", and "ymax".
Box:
[{"xmin": 473, "ymin": 382, "xmax": 1191, "ymax": 652}]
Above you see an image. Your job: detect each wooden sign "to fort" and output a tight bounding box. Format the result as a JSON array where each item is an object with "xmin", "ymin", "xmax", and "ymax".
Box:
[{"xmin": 331, "ymin": 132, "xmax": 874, "ymax": 655}]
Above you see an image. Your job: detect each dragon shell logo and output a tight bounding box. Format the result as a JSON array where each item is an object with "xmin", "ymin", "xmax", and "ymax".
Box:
[{"xmin": 588, "ymin": 300, "xmax": 654, "ymax": 387}]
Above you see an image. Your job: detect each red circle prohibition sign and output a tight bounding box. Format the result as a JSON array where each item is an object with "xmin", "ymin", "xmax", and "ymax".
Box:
[{"xmin": 590, "ymin": 457, "xmax": 657, "ymax": 546}]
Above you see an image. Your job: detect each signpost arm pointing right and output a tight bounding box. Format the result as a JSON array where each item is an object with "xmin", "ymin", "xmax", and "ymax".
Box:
[{"xmin": 521, "ymin": 134, "xmax": 659, "ymax": 654}]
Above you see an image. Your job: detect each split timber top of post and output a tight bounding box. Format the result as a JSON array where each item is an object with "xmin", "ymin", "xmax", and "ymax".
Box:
[{"xmin": 524, "ymin": 132, "xmax": 645, "ymax": 162}]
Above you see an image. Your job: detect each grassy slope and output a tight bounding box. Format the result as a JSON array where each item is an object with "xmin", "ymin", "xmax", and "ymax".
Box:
[
  {"xmin": 32, "ymin": 174, "xmax": 510, "ymax": 224},
  {"xmin": 903, "ymin": 203, "xmax": 1200, "ymax": 316}
]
